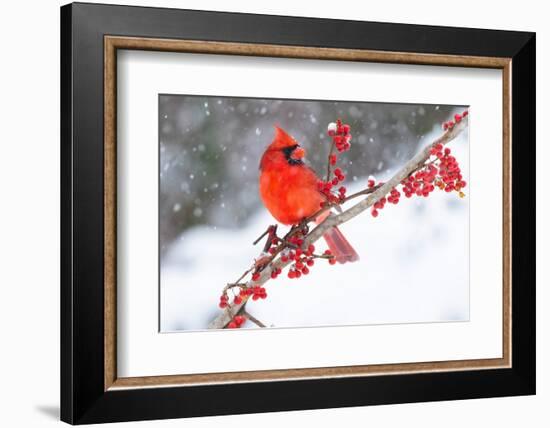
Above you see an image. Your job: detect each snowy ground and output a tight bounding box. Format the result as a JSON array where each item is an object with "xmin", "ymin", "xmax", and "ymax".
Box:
[{"xmin": 160, "ymin": 127, "xmax": 469, "ymax": 332}]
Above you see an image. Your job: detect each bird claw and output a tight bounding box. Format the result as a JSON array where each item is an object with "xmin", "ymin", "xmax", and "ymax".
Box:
[{"xmin": 297, "ymin": 220, "xmax": 309, "ymax": 235}]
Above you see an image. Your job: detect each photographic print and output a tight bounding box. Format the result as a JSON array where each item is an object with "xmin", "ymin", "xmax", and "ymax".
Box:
[{"xmin": 159, "ymin": 95, "xmax": 469, "ymax": 332}]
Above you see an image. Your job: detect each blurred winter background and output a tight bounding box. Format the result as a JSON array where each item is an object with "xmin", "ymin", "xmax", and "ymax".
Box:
[{"xmin": 159, "ymin": 95, "xmax": 469, "ymax": 332}]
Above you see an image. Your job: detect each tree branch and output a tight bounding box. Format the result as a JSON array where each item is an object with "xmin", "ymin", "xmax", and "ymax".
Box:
[
  {"xmin": 242, "ymin": 309, "xmax": 267, "ymax": 328},
  {"xmin": 208, "ymin": 117, "xmax": 468, "ymax": 329}
]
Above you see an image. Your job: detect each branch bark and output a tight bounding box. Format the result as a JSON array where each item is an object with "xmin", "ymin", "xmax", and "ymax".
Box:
[{"xmin": 208, "ymin": 118, "xmax": 468, "ymax": 329}]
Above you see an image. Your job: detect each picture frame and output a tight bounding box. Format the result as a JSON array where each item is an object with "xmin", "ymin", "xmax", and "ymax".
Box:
[{"xmin": 60, "ymin": 2, "xmax": 535, "ymax": 424}]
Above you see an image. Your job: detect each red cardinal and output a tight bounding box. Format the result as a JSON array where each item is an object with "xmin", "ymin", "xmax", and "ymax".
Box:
[{"xmin": 259, "ymin": 126, "xmax": 359, "ymax": 263}]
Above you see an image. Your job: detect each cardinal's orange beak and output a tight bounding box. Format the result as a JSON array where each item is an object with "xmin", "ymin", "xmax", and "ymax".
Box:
[{"xmin": 292, "ymin": 146, "xmax": 306, "ymax": 160}]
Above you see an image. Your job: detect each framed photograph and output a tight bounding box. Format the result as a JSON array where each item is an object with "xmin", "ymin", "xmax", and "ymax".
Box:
[{"xmin": 60, "ymin": 2, "xmax": 535, "ymax": 424}]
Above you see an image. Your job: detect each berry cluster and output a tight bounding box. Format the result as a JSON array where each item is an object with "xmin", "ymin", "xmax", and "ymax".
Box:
[
  {"xmin": 317, "ymin": 176, "xmax": 347, "ymax": 204},
  {"xmin": 370, "ymin": 187, "xmax": 401, "ymax": 217},
  {"xmin": 402, "ymin": 166, "xmax": 437, "ymax": 198},
  {"xmin": 237, "ymin": 284, "xmax": 268, "ymax": 302},
  {"xmin": 369, "ymin": 110, "xmax": 468, "ymax": 218},
  {"xmin": 250, "ymin": 285, "xmax": 267, "ymax": 300},
  {"xmin": 218, "ymin": 294, "xmax": 230, "ymax": 309},
  {"xmin": 227, "ymin": 315, "xmax": 246, "ymax": 329},
  {"xmin": 443, "ymin": 110, "xmax": 468, "ymax": 131},
  {"xmin": 219, "ymin": 282, "xmax": 268, "ymax": 310},
  {"xmin": 284, "ymin": 239, "xmax": 317, "ymax": 279},
  {"xmin": 327, "ymin": 119, "xmax": 352, "ymax": 152},
  {"xmin": 316, "ymin": 120, "xmax": 353, "ymax": 204},
  {"xmin": 431, "ymin": 145, "xmax": 467, "ymax": 196}
]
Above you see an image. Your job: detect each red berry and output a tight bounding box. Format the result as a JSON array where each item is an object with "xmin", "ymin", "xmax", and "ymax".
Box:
[
  {"xmin": 371, "ymin": 208, "xmax": 379, "ymax": 218},
  {"xmin": 306, "ymin": 259, "xmax": 314, "ymax": 267},
  {"xmin": 234, "ymin": 296, "xmax": 243, "ymax": 305},
  {"xmin": 252, "ymin": 272, "xmax": 260, "ymax": 281},
  {"xmin": 328, "ymin": 258, "xmax": 337, "ymax": 265},
  {"xmin": 227, "ymin": 321, "xmax": 237, "ymax": 329}
]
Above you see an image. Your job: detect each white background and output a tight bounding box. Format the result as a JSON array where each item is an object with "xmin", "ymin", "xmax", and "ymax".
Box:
[
  {"xmin": 118, "ymin": 51, "xmax": 502, "ymax": 377},
  {"xmin": 0, "ymin": 0, "xmax": 546, "ymax": 427}
]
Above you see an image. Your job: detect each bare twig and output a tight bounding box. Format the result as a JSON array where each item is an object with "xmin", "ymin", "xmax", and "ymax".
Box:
[
  {"xmin": 208, "ymin": 118, "xmax": 467, "ymax": 329},
  {"xmin": 326, "ymin": 139, "xmax": 336, "ymax": 182},
  {"xmin": 242, "ymin": 309, "xmax": 267, "ymax": 328}
]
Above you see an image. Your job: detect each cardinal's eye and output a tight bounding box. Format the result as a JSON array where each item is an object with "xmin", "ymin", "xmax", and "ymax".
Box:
[
  {"xmin": 281, "ymin": 145, "xmax": 299, "ymax": 158},
  {"xmin": 282, "ymin": 145, "xmax": 304, "ymax": 165}
]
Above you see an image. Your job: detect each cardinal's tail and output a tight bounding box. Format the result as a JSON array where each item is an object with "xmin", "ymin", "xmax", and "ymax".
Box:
[{"xmin": 322, "ymin": 226, "xmax": 360, "ymax": 264}]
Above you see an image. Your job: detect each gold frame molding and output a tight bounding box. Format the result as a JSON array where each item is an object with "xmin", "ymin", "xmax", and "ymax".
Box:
[{"xmin": 104, "ymin": 36, "xmax": 512, "ymax": 391}]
